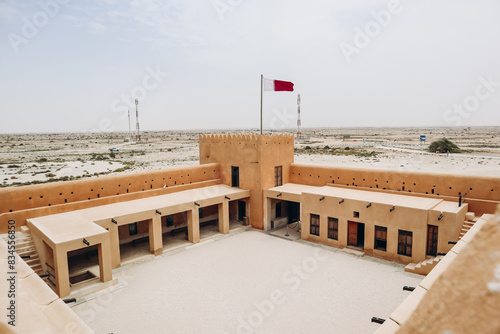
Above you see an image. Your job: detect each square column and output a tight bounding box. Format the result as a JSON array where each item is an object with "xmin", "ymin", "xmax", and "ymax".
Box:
[
  {"xmin": 187, "ymin": 209, "xmax": 200, "ymax": 244},
  {"xmin": 263, "ymin": 197, "xmax": 272, "ymax": 231},
  {"xmin": 149, "ymin": 216, "xmax": 163, "ymax": 256},
  {"xmin": 108, "ymin": 224, "xmax": 121, "ymax": 268},
  {"xmin": 301, "ymin": 206, "xmax": 308, "ymax": 240},
  {"xmin": 98, "ymin": 240, "xmax": 113, "ymax": 283},
  {"xmin": 218, "ymin": 201, "xmax": 229, "ymax": 234},
  {"xmin": 54, "ymin": 247, "xmax": 70, "ymax": 298}
]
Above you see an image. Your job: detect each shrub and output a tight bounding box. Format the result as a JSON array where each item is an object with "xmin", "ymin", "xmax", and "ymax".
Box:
[{"xmin": 428, "ymin": 138, "xmax": 460, "ymax": 153}]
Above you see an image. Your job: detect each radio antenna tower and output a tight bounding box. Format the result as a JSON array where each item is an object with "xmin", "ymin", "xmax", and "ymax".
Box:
[
  {"xmin": 128, "ymin": 109, "xmax": 131, "ymax": 139},
  {"xmin": 135, "ymin": 98, "xmax": 141, "ymax": 142},
  {"xmin": 297, "ymin": 94, "xmax": 302, "ymax": 138}
]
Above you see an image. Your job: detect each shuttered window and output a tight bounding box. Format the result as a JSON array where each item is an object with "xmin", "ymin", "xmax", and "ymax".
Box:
[
  {"xmin": 274, "ymin": 166, "xmax": 283, "ymax": 187},
  {"xmin": 310, "ymin": 214, "xmax": 320, "ymax": 236},
  {"xmin": 374, "ymin": 226, "xmax": 387, "ymax": 251},
  {"xmin": 327, "ymin": 217, "xmax": 338, "ymax": 240},
  {"xmin": 398, "ymin": 230, "xmax": 413, "ymax": 257}
]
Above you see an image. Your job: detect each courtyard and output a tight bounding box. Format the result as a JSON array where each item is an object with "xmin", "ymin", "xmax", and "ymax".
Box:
[{"xmin": 72, "ymin": 229, "xmax": 423, "ymax": 334}]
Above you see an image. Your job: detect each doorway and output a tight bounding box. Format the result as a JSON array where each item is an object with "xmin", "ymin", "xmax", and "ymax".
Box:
[
  {"xmin": 288, "ymin": 201, "xmax": 300, "ymax": 223},
  {"xmin": 238, "ymin": 200, "xmax": 246, "ymax": 221},
  {"xmin": 67, "ymin": 245, "xmax": 100, "ymax": 289},
  {"xmin": 348, "ymin": 221, "xmax": 365, "ymax": 249},
  {"xmin": 231, "ymin": 166, "xmax": 239, "ymax": 187},
  {"xmin": 426, "ymin": 225, "xmax": 438, "ymax": 256},
  {"xmin": 118, "ymin": 220, "xmax": 151, "ymax": 264}
]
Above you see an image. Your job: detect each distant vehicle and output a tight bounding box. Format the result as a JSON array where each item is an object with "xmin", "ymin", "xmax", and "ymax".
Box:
[{"xmin": 109, "ymin": 148, "xmax": 120, "ymax": 152}]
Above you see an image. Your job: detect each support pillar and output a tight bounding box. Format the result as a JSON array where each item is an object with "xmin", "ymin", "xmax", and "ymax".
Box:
[
  {"xmin": 108, "ymin": 224, "xmax": 121, "ymax": 268},
  {"xmin": 245, "ymin": 199, "xmax": 250, "ymax": 226},
  {"xmin": 187, "ymin": 209, "xmax": 200, "ymax": 244},
  {"xmin": 149, "ymin": 216, "xmax": 163, "ymax": 256},
  {"xmin": 218, "ymin": 201, "xmax": 229, "ymax": 234},
  {"xmin": 98, "ymin": 240, "xmax": 113, "ymax": 283},
  {"xmin": 54, "ymin": 247, "xmax": 70, "ymax": 298},
  {"xmin": 301, "ymin": 205, "xmax": 307, "ymax": 241},
  {"xmin": 263, "ymin": 197, "xmax": 272, "ymax": 231}
]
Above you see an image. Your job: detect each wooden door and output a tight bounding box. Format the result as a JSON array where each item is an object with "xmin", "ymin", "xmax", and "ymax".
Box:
[
  {"xmin": 348, "ymin": 221, "xmax": 358, "ymax": 246},
  {"xmin": 426, "ymin": 225, "xmax": 438, "ymax": 256}
]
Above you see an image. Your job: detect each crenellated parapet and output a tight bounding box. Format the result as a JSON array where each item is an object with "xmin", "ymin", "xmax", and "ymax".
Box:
[{"xmin": 199, "ymin": 133, "xmax": 294, "ymax": 146}]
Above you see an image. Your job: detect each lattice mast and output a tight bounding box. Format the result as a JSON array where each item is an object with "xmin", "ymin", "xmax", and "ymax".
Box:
[
  {"xmin": 135, "ymin": 98, "xmax": 141, "ymax": 142},
  {"xmin": 128, "ymin": 109, "xmax": 132, "ymax": 139},
  {"xmin": 297, "ymin": 94, "xmax": 302, "ymax": 138}
]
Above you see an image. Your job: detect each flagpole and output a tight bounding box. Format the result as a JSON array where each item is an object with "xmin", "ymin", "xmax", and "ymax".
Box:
[{"xmin": 260, "ymin": 74, "xmax": 263, "ymax": 135}]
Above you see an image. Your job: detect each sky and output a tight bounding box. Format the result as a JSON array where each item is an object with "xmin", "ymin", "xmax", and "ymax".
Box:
[{"xmin": 1, "ymin": 0, "xmax": 499, "ymax": 134}]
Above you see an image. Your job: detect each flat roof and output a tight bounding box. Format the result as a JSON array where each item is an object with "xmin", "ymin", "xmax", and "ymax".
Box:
[
  {"xmin": 30, "ymin": 214, "xmax": 108, "ymax": 245},
  {"xmin": 266, "ymin": 182, "xmax": 322, "ymax": 195},
  {"xmin": 269, "ymin": 183, "xmax": 446, "ymax": 210},
  {"xmin": 432, "ymin": 200, "xmax": 463, "ymax": 213},
  {"xmin": 29, "ymin": 185, "xmax": 249, "ymax": 245}
]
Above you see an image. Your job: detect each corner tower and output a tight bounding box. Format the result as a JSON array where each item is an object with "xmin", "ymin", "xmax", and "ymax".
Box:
[{"xmin": 199, "ymin": 133, "xmax": 294, "ymax": 229}]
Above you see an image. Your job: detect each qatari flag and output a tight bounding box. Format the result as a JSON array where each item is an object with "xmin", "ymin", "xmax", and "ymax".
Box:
[{"xmin": 263, "ymin": 78, "xmax": 294, "ymax": 92}]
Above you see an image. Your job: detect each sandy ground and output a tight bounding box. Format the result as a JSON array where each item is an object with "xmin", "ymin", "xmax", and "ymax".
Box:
[
  {"xmin": 0, "ymin": 160, "xmax": 125, "ymax": 185},
  {"xmin": 294, "ymin": 151, "xmax": 500, "ymax": 176},
  {"xmin": 1, "ymin": 127, "xmax": 499, "ymax": 188},
  {"xmin": 72, "ymin": 230, "xmax": 422, "ymax": 334}
]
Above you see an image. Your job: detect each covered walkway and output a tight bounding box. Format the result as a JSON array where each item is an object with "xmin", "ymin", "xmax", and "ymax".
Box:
[{"xmin": 28, "ymin": 185, "xmax": 250, "ymax": 297}]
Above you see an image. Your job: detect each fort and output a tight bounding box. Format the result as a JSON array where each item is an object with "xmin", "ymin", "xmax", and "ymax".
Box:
[{"xmin": 1, "ymin": 133, "xmax": 499, "ymax": 333}]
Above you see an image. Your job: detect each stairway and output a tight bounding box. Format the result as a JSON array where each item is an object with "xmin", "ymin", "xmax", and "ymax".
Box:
[
  {"xmin": 3, "ymin": 227, "xmax": 43, "ymax": 275},
  {"xmin": 405, "ymin": 255, "xmax": 444, "ymax": 275},
  {"xmin": 459, "ymin": 214, "xmax": 478, "ymax": 240}
]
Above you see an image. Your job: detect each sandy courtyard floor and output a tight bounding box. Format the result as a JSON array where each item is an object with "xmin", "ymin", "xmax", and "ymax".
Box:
[{"xmin": 72, "ymin": 231, "xmax": 422, "ymax": 334}]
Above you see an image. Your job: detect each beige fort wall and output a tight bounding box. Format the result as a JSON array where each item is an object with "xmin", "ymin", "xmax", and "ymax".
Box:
[
  {"xmin": 0, "ymin": 164, "xmax": 220, "ymax": 233},
  {"xmin": 290, "ymin": 164, "xmax": 500, "ymax": 215},
  {"xmin": 199, "ymin": 134, "xmax": 294, "ymax": 229},
  {"xmin": 374, "ymin": 209, "xmax": 500, "ymax": 333},
  {"xmin": 395, "ymin": 209, "xmax": 500, "ymax": 333}
]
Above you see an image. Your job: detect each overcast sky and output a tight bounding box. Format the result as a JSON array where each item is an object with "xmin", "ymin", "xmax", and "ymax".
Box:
[{"xmin": 1, "ymin": 0, "xmax": 499, "ymax": 134}]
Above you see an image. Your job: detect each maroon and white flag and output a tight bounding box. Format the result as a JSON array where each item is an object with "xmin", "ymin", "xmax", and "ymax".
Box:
[{"xmin": 263, "ymin": 78, "xmax": 294, "ymax": 92}]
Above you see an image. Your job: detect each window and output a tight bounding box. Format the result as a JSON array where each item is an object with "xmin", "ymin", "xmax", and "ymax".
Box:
[
  {"xmin": 310, "ymin": 214, "xmax": 320, "ymax": 236},
  {"xmin": 398, "ymin": 230, "xmax": 413, "ymax": 257},
  {"xmin": 327, "ymin": 217, "xmax": 338, "ymax": 240},
  {"xmin": 274, "ymin": 166, "xmax": 283, "ymax": 187},
  {"xmin": 353, "ymin": 211, "xmax": 359, "ymax": 218},
  {"xmin": 129, "ymin": 223, "xmax": 138, "ymax": 236},
  {"xmin": 166, "ymin": 215, "xmax": 174, "ymax": 227},
  {"xmin": 231, "ymin": 166, "xmax": 239, "ymax": 187},
  {"xmin": 276, "ymin": 202, "xmax": 282, "ymax": 218},
  {"xmin": 374, "ymin": 226, "xmax": 387, "ymax": 251}
]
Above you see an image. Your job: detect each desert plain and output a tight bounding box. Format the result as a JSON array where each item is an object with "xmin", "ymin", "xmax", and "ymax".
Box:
[{"xmin": 1, "ymin": 126, "xmax": 499, "ymax": 188}]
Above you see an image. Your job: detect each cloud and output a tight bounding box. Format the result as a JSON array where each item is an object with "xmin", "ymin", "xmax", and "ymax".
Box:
[
  {"xmin": 1, "ymin": 0, "xmax": 499, "ymax": 133},
  {"xmin": 88, "ymin": 20, "xmax": 107, "ymax": 33}
]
